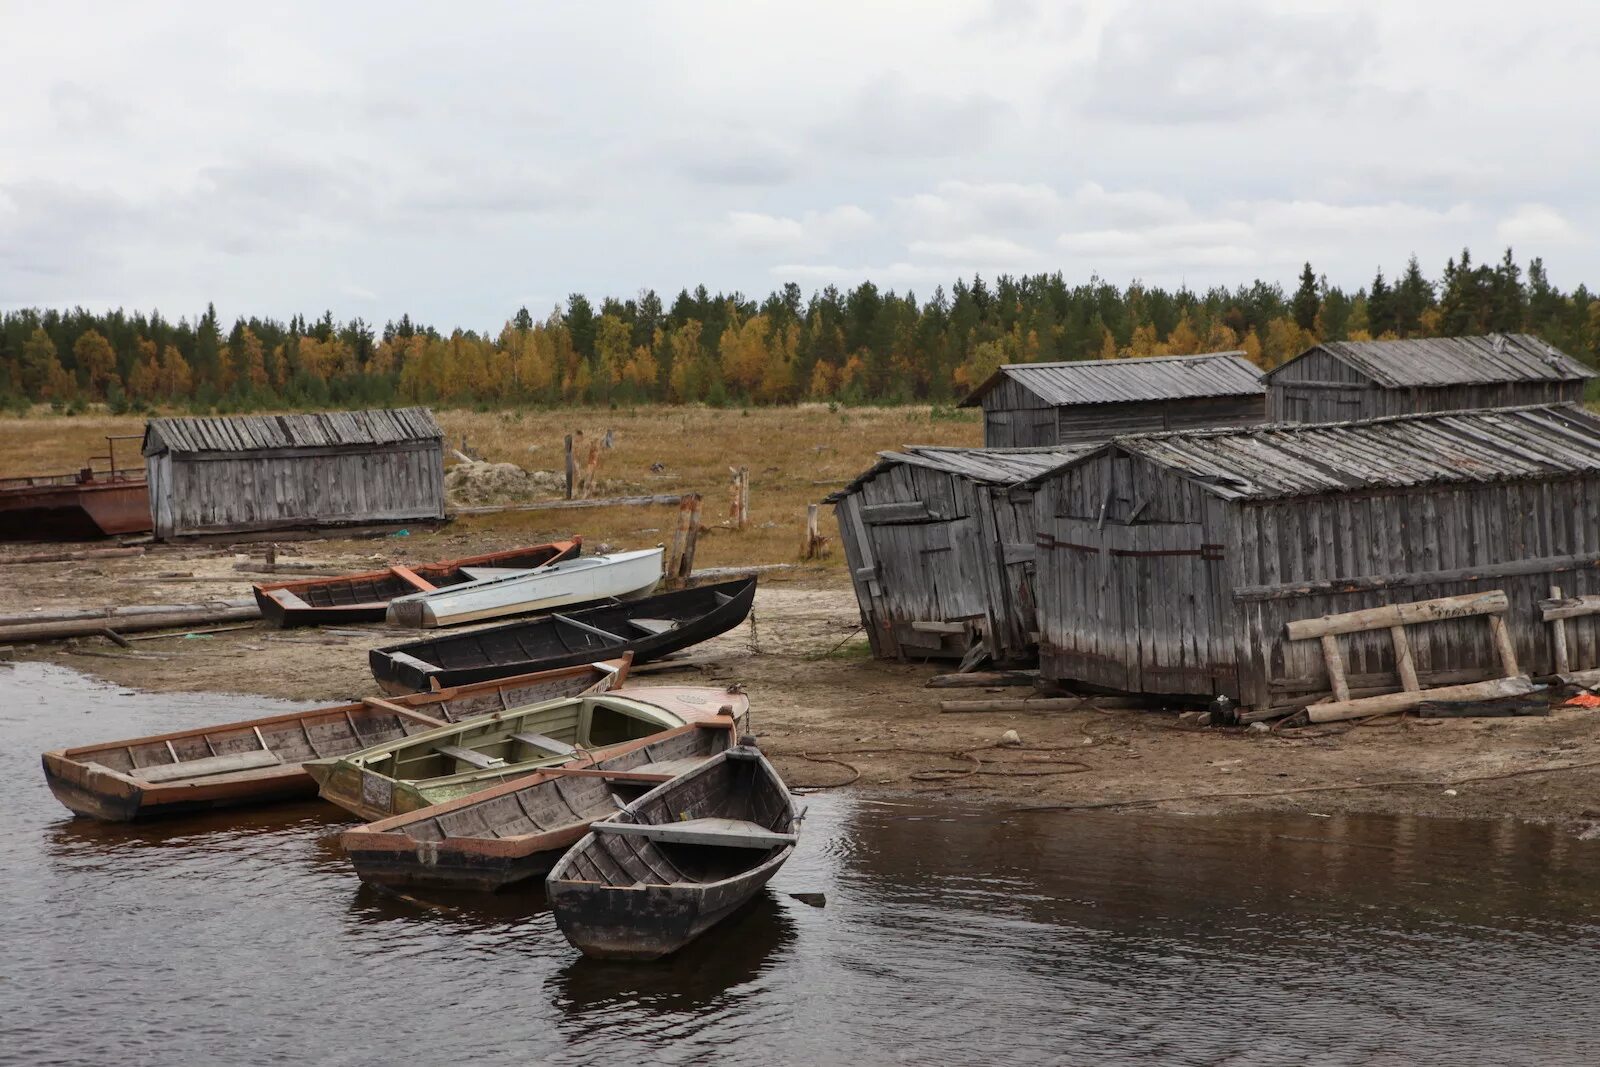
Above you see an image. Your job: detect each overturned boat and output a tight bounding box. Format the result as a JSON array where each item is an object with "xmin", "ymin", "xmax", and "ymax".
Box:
[
  {"xmin": 253, "ymin": 540, "xmax": 581, "ymax": 627},
  {"xmin": 370, "ymin": 577, "xmax": 756, "ymax": 694},
  {"xmin": 384, "ymin": 546, "xmax": 664, "ymax": 629},
  {"xmin": 305, "ymin": 686, "xmax": 747, "ymax": 822},
  {"xmin": 546, "ymin": 740, "xmax": 800, "ymax": 960},
  {"xmin": 338, "ymin": 716, "xmax": 740, "ymax": 891},
  {"xmin": 40, "ymin": 658, "xmax": 628, "ymax": 822}
]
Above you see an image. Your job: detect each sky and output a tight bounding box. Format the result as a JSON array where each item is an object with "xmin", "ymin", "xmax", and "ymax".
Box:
[{"xmin": 1, "ymin": 0, "xmax": 1596, "ymax": 329}]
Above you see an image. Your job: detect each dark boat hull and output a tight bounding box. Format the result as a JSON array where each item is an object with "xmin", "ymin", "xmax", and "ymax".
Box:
[
  {"xmin": 369, "ymin": 578, "xmax": 757, "ymax": 694},
  {"xmin": 252, "ymin": 594, "xmax": 388, "ymax": 628},
  {"xmin": 547, "ymin": 854, "xmax": 789, "ymax": 959},
  {"xmin": 348, "ymin": 838, "xmax": 570, "ymax": 892},
  {"xmin": 0, "ymin": 480, "xmax": 150, "ymax": 541}
]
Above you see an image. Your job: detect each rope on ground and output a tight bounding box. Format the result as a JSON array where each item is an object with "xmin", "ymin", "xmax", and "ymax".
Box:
[
  {"xmin": 1006, "ymin": 758, "xmax": 1600, "ymax": 815},
  {"xmin": 791, "ymin": 753, "xmax": 861, "ymax": 791},
  {"xmin": 803, "ymin": 625, "xmax": 865, "ymax": 661}
]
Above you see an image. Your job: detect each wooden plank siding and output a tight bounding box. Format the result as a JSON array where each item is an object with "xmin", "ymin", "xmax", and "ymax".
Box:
[{"xmin": 1033, "ymin": 439, "xmax": 1600, "ymax": 715}]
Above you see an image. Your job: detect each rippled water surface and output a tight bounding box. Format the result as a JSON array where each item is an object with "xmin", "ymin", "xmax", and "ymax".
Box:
[{"xmin": 5, "ymin": 661, "xmax": 1600, "ymax": 1066}]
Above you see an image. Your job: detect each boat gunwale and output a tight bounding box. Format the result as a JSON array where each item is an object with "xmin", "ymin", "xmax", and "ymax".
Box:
[{"xmin": 252, "ymin": 538, "xmax": 582, "ymax": 601}]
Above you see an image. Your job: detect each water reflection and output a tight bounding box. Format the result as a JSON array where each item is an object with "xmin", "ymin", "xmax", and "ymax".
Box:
[{"xmin": 7, "ymin": 662, "xmax": 1600, "ymax": 1066}]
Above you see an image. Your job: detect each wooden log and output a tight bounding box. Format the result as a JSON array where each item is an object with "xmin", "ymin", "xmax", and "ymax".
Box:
[
  {"xmin": 668, "ymin": 494, "xmax": 694, "ymax": 580},
  {"xmin": 579, "ymin": 441, "xmax": 601, "ymax": 499},
  {"xmin": 1320, "ymin": 634, "xmax": 1351, "ymax": 702},
  {"xmin": 686, "ymin": 563, "xmax": 794, "ymax": 581},
  {"xmin": 1486, "ymin": 613, "xmax": 1520, "ymax": 677},
  {"xmin": 1304, "ymin": 676, "xmax": 1536, "ymax": 723},
  {"xmin": 1390, "ymin": 625, "xmax": 1420, "ymax": 692},
  {"xmin": 0, "ymin": 597, "xmax": 255, "ymax": 627},
  {"xmin": 125, "ymin": 622, "xmax": 260, "ymax": 641},
  {"xmin": 1539, "ymin": 593, "xmax": 1600, "ymax": 622},
  {"xmin": 940, "ymin": 696, "xmax": 1149, "ymax": 713},
  {"xmin": 675, "ymin": 493, "xmax": 702, "ymax": 583},
  {"xmin": 1550, "ymin": 585, "xmax": 1571, "ymax": 675},
  {"xmin": 100, "ymin": 628, "xmax": 132, "ymax": 649},
  {"xmin": 925, "ymin": 670, "xmax": 1040, "ymax": 689},
  {"xmin": 0, "ymin": 603, "xmax": 262, "ymax": 644},
  {"xmin": 1555, "ymin": 667, "xmax": 1600, "ymax": 687},
  {"xmin": 231, "ymin": 560, "xmax": 334, "ymax": 574},
  {"xmin": 1417, "ymin": 698, "xmax": 1550, "ymax": 718},
  {"xmin": 729, "ymin": 466, "xmax": 749, "ymax": 530},
  {"xmin": 451, "ymin": 494, "xmax": 683, "ymax": 516},
  {"xmin": 799, "ymin": 503, "xmax": 829, "ymax": 560},
  {"xmin": 1286, "ymin": 590, "xmax": 1509, "ymax": 640},
  {"xmin": 0, "ymin": 546, "xmax": 145, "ymax": 566}
]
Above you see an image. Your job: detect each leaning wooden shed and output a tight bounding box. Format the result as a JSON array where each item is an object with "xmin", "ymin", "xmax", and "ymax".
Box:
[
  {"xmin": 828, "ymin": 445, "xmax": 1085, "ymax": 663},
  {"xmin": 959, "ymin": 352, "xmax": 1266, "ymax": 448},
  {"xmin": 1026, "ymin": 404, "xmax": 1600, "ymax": 717},
  {"xmin": 143, "ymin": 408, "xmax": 446, "ymax": 540},
  {"xmin": 1264, "ymin": 333, "xmax": 1594, "ymax": 423}
]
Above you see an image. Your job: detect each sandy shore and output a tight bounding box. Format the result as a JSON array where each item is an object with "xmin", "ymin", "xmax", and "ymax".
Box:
[{"xmin": 7, "ymin": 536, "xmax": 1600, "ymax": 832}]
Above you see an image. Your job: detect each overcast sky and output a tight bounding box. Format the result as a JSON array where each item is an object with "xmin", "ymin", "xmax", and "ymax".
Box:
[{"xmin": 2, "ymin": 0, "xmax": 1595, "ymax": 328}]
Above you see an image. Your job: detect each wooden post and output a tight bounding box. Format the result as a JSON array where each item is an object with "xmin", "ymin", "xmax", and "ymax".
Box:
[
  {"xmin": 1549, "ymin": 585, "xmax": 1571, "ymax": 675},
  {"xmin": 1320, "ymin": 634, "xmax": 1350, "ymax": 703},
  {"xmin": 564, "ymin": 434, "xmax": 575, "ymax": 500},
  {"xmin": 580, "ymin": 442, "xmax": 601, "ymax": 499},
  {"xmin": 1390, "ymin": 625, "xmax": 1420, "ymax": 692},
  {"xmin": 800, "ymin": 504, "xmax": 825, "ymax": 560},
  {"xmin": 677, "ymin": 493, "xmax": 702, "ymax": 583},
  {"xmin": 265, "ymin": 542, "xmax": 276, "ymax": 570},
  {"xmin": 1486, "ymin": 614, "xmax": 1520, "ymax": 677},
  {"xmin": 729, "ymin": 466, "xmax": 749, "ymax": 530},
  {"xmin": 668, "ymin": 494, "xmax": 695, "ymax": 583}
]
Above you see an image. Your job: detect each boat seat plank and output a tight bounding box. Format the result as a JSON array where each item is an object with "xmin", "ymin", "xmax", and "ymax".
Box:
[
  {"xmin": 629, "ymin": 757, "xmax": 708, "ymax": 777},
  {"xmin": 130, "ymin": 749, "xmax": 282, "ymax": 783},
  {"xmin": 268, "ymin": 589, "xmax": 312, "ymax": 610},
  {"xmin": 390, "ymin": 565, "xmax": 437, "ymax": 592},
  {"xmin": 627, "ymin": 618, "xmax": 678, "ymax": 636},
  {"xmin": 594, "ymin": 818, "xmax": 795, "ymax": 849},
  {"xmin": 550, "ymin": 613, "xmax": 626, "ymax": 644},
  {"xmin": 509, "ymin": 731, "xmax": 577, "ymax": 757},
  {"xmin": 433, "ymin": 744, "xmax": 505, "ymax": 770}
]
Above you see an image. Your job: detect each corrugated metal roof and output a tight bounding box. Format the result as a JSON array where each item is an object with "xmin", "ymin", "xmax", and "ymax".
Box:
[
  {"xmin": 1031, "ymin": 404, "xmax": 1600, "ymax": 501},
  {"xmin": 143, "ymin": 408, "xmax": 443, "ymax": 456},
  {"xmin": 827, "ymin": 445, "xmax": 1089, "ymax": 502},
  {"xmin": 959, "ymin": 352, "xmax": 1264, "ymax": 408},
  {"xmin": 1270, "ymin": 333, "xmax": 1594, "ymax": 388}
]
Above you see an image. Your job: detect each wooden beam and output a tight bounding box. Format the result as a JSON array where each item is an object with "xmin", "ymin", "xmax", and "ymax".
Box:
[
  {"xmin": 549, "ymin": 613, "xmax": 625, "ymax": 644},
  {"xmin": 0, "ymin": 546, "xmax": 145, "ymax": 566},
  {"xmin": 1320, "ymin": 634, "xmax": 1351, "ymax": 702},
  {"xmin": 1235, "ymin": 553, "xmax": 1600, "ymax": 604},
  {"xmin": 1486, "ymin": 614, "xmax": 1521, "ymax": 678},
  {"xmin": 1389, "ymin": 625, "xmax": 1420, "ymax": 693},
  {"xmin": 925, "ymin": 670, "xmax": 1039, "ymax": 689},
  {"xmin": 1285, "ymin": 590, "xmax": 1508, "ymax": 640},
  {"xmin": 1539, "ymin": 593, "xmax": 1600, "ymax": 622},
  {"xmin": 451, "ymin": 494, "xmax": 683, "ymax": 516},
  {"xmin": 1549, "ymin": 585, "xmax": 1571, "ymax": 675},
  {"xmin": 1305, "ymin": 676, "xmax": 1536, "ymax": 723},
  {"xmin": 940, "ymin": 696, "xmax": 1148, "ymax": 713},
  {"xmin": 0, "ymin": 603, "xmax": 261, "ymax": 644}
]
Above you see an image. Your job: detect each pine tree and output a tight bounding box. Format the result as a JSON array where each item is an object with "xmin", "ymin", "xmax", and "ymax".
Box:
[
  {"xmin": 1291, "ymin": 263, "xmax": 1320, "ymax": 332},
  {"xmin": 1367, "ymin": 270, "xmax": 1396, "ymax": 338},
  {"xmin": 1394, "ymin": 256, "xmax": 1433, "ymax": 336}
]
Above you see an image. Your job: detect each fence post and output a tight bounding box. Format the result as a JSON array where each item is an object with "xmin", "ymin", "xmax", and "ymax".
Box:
[{"xmin": 563, "ymin": 434, "xmax": 575, "ymax": 500}]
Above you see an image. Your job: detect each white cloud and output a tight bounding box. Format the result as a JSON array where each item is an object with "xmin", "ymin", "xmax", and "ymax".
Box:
[
  {"xmin": 719, "ymin": 205, "xmax": 874, "ymax": 255},
  {"xmin": 1497, "ymin": 204, "xmax": 1579, "ymax": 247},
  {"xmin": 908, "ymin": 235, "xmax": 1043, "ymax": 263}
]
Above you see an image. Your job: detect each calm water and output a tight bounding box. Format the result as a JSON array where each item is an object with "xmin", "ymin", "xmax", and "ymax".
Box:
[{"xmin": 4, "ymin": 661, "xmax": 1600, "ymax": 1066}]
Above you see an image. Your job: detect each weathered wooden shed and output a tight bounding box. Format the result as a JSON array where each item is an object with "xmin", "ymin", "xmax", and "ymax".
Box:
[
  {"xmin": 1264, "ymin": 334, "xmax": 1594, "ymax": 423},
  {"xmin": 143, "ymin": 408, "xmax": 446, "ymax": 540},
  {"xmin": 959, "ymin": 352, "xmax": 1266, "ymax": 448},
  {"xmin": 828, "ymin": 445, "xmax": 1084, "ymax": 663},
  {"xmin": 1026, "ymin": 404, "xmax": 1600, "ymax": 716}
]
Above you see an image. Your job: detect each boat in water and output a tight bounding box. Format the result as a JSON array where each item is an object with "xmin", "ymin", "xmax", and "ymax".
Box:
[
  {"xmin": 370, "ymin": 577, "xmax": 756, "ymax": 694},
  {"xmin": 0, "ymin": 435, "xmax": 149, "ymax": 541},
  {"xmin": 305, "ymin": 686, "xmax": 747, "ymax": 822},
  {"xmin": 546, "ymin": 740, "xmax": 800, "ymax": 960},
  {"xmin": 253, "ymin": 539, "xmax": 581, "ymax": 627},
  {"xmin": 385, "ymin": 546, "xmax": 664, "ymax": 629},
  {"xmin": 40, "ymin": 658, "xmax": 629, "ymax": 822},
  {"xmin": 338, "ymin": 716, "xmax": 740, "ymax": 891}
]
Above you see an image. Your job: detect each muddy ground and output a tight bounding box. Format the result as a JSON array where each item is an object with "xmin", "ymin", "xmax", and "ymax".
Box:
[{"xmin": 7, "ymin": 536, "xmax": 1600, "ymax": 832}]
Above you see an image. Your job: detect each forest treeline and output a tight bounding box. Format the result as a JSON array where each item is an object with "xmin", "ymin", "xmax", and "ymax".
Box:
[{"xmin": 2, "ymin": 248, "xmax": 1596, "ymax": 414}]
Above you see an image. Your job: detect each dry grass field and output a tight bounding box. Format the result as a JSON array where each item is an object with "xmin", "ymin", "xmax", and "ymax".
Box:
[{"xmin": 0, "ymin": 404, "xmax": 982, "ymax": 568}]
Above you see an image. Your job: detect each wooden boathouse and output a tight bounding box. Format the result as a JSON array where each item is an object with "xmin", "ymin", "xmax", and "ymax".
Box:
[
  {"xmin": 1264, "ymin": 334, "xmax": 1593, "ymax": 423},
  {"xmin": 1025, "ymin": 404, "xmax": 1600, "ymax": 718},
  {"xmin": 959, "ymin": 352, "xmax": 1266, "ymax": 448},
  {"xmin": 143, "ymin": 408, "xmax": 446, "ymax": 540},
  {"xmin": 828, "ymin": 445, "xmax": 1082, "ymax": 664}
]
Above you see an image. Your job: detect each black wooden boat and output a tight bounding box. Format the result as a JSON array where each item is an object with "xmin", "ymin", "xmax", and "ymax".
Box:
[
  {"xmin": 368, "ymin": 578, "xmax": 757, "ymax": 694},
  {"xmin": 545, "ymin": 741, "xmax": 799, "ymax": 959},
  {"xmin": 253, "ymin": 540, "xmax": 580, "ymax": 627}
]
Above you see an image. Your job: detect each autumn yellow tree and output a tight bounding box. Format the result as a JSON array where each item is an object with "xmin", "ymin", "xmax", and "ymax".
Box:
[
  {"xmin": 158, "ymin": 345, "xmax": 193, "ymax": 398},
  {"xmin": 73, "ymin": 329, "xmax": 119, "ymax": 399},
  {"xmin": 719, "ymin": 313, "xmax": 770, "ymax": 395}
]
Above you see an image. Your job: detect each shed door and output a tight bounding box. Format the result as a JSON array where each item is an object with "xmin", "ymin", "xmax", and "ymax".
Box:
[{"xmin": 1043, "ymin": 518, "xmax": 1227, "ymax": 696}]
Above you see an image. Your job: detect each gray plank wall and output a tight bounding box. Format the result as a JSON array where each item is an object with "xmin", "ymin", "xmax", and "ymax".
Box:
[
  {"xmin": 1266, "ymin": 351, "xmax": 1586, "ymax": 422},
  {"xmin": 983, "ymin": 385, "xmax": 1265, "ymax": 447},
  {"xmin": 154, "ymin": 443, "xmax": 445, "ymax": 538},
  {"xmin": 1034, "ymin": 452, "xmax": 1600, "ymax": 714},
  {"xmin": 834, "ymin": 464, "xmax": 1042, "ymax": 663}
]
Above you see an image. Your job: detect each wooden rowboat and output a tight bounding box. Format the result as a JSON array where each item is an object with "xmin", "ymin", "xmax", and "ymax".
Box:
[
  {"xmin": 253, "ymin": 539, "xmax": 582, "ymax": 627},
  {"xmin": 546, "ymin": 740, "xmax": 799, "ymax": 960},
  {"xmin": 305, "ymin": 686, "xmax": 749, "ymax": 822},
  {"xmin": 370, "ymin": 577, "xmax": 757, "ymax": 694},
  {"xmin": 338, "ymin": 718, "xmax": 739, "ymax": 891},
  {"xmin": 41, "ymin": 658, "xmax": 629, "ymax": 822},
  {"xmin": 385, "ymin": 546, "xmax": 664, "ymax": 629}
]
